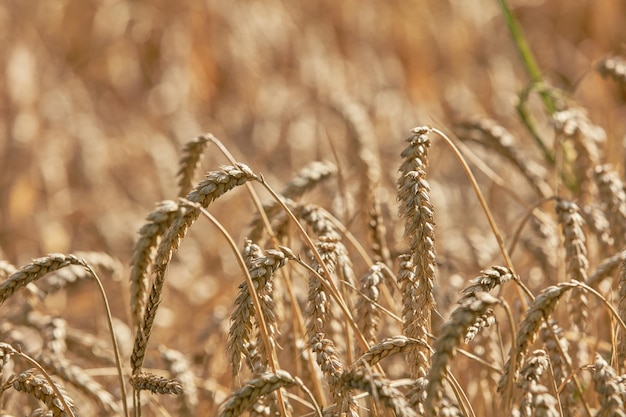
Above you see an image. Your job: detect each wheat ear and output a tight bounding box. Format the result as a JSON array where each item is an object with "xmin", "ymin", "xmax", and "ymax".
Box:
[
  {"xmin": 498, "ymin": 283, "xmax": 577, "ymax": 401},
  {"xmin": 515, "ymin": 350, "xmax": 559, "ymax": 417},
  {"xmin": 0, "ymin": 254, "xmax": 86, "ymax": 306},
  {"xmin": 218, "ymin": 370, "xmax": 317, "ymax": 417},
  {"xmin": 339, "ymin": 369, "xmax": 418, "ymax": 417},
  {"xmin": 555, "ymin": 199, "xmax": 589, "ymax": 330},
  {"xmin": 355, "ymin": 263, "xmax": 384, "ymax": 353},
  {"xmin": 248, "ymin": 161, "xmax": 336, "ymax": 242},
  {"xmin": 397, "ymin": 127, "xmax": 437, "ymax": 378},
  {"xmin": 130, "ymin": 372, "xmax": 183, "ymax": 395},
  {"xmin": 129, "ymin": 200, "xmax": 180, "ymax": 327},
  {"xmin": 177, "ymin": 134, "xmax": 211, "ymax": 197},
  {"xmin": 456, "ymin": 117, "xmax": 551, "ymax": 198},
  {"xmin": 425, "ymin": 292, "xmax": 501, "ymax": 417},
  {"xmin": 11, "ymin": 369, "xmax": 77, "ymax": 417},
  {"xmin": 592, "ymin": 354, "xmax": 626, "ymax": 417},
  {"xmin": 594, "ymin": 164, "xmax": 626, "ymax": 249},
  {"xmin": 228, "ymin": 244, "xmax": 289, "ymax": 379},
  {"xmin": 38, "ymin": 352, "xmax": 121, "ymax": 414},
  {"xmin": 131, "ymin": 164, "xmax": 257, "ymax": 374}
]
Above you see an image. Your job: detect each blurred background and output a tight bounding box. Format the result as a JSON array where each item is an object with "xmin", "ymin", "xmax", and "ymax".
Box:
[
  {"xmin": 1, "ymin": 0, "xmax": 624, "ymax": 263},
  {"xmin": 1, "ymin": 0, "xmax": 625, "ymax": 412}
]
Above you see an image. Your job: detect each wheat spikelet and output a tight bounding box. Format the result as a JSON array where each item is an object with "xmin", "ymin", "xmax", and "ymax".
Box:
[
  {"xmin": 159, "ymin": 346, "xmax": 198, "ymax": 416},
  {"xmin": 597, "ymin": 54, "xmax": 626, "ymax": 85},
  {"xmin": 130, "ymin": 372, "xmax": 183, "ymax": 395},
  {"xmin": 456, "ymin": 117, "xmax": 551, "ymax": 197},
  {"xmin": 498, "ymin": 283, "xmax": 577, "ymax": 396},
  {"xmin": 218, "ymin": 370, "xmax": 298, "ymax": 417},
  {"xmin": 339, "ymin": 369, "xmax": 418, "ymax": 417},
  {"xmin": 12, "ymin": 369, "xmax": 77, "ymax": 417},
  {"xmin": 177, "ymin": 134, "xmax": 211, "ymax": 197},
  {"xmin": 594, "ymin": 164, "xmax": 626, "ymax": 248},
  {"xmin": 555, "ymin": 199, "xmax": 589, "ymax": 330},
  {"xmin": 0, "ymin": 254, "xmax": 86, "ymax": 306},
  {"xmin": 425, "ymin": 292, "xmax": 501, "ymax": 417},
  {"xmin": 129, "ymin": 200, "xmax": 180, "ymax": 327},
  {"xmin": 38, "ymin": 352, "xmax": 121, "ymax": 414},
  {"xmin": 132, "ymin": 164, "xmax": 257, "ymax": 374},
  {"xmin": 593, "ymin": 354, "xmax": 626, "ymax": 417}
]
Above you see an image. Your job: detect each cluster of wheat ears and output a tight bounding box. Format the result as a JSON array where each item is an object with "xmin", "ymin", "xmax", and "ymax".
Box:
[
  {"xmin": 1, "ymin": 52, "xmax": 626, "ymax": 417},
  {"xmin": 3, "ymin": 1, "xmax": 626, "ymax": 414}
]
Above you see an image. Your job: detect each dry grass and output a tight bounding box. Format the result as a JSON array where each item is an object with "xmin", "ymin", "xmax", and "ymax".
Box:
[{"xmin": 2, "ymin": 0, "xmax": 626, "ymax": 416}]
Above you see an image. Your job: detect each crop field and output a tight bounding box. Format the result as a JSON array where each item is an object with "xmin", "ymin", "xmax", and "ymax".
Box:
[{"xmin": 1, "ymin": 0, "xmax": 626, "ymax": 416}]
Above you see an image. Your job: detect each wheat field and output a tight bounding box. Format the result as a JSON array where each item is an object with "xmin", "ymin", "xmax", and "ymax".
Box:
[{"xmin": 1, "ymin": 0, "xmax": 626, "ymax": 416}]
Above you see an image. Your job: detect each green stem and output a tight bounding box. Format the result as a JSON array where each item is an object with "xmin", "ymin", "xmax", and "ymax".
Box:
[{"xmin": 498, "ymin": 0, "xmax": 557, "ymax": 115}]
